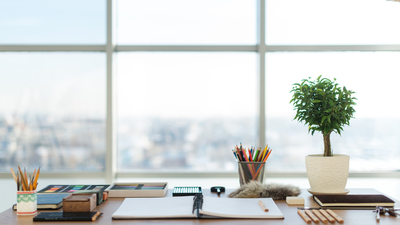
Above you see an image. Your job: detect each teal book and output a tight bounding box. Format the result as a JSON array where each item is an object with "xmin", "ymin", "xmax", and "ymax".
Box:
[{"xmin": 13, "ymin": 193, "xmax": 72, "ymax": 210}]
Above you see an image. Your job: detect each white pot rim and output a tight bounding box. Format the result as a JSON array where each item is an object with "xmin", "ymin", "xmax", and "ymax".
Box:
[{"xmin": 306, "ymin": 154, "xmax": 349, "ymax": 157}]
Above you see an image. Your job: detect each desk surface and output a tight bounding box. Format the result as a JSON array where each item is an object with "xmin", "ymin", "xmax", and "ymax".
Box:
[{"xmin": 1, "ymin": 188, "xmax": 399, "ymax": 225}]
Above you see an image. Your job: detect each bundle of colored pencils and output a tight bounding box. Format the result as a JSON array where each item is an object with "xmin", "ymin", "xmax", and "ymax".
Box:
[
  {"xmin": 232, "ymin": 143, "xmax": 272, "ymax": 183},
  {"xmin": 10, "ymin": 166, "xmax": 40, "ymax": 191}
]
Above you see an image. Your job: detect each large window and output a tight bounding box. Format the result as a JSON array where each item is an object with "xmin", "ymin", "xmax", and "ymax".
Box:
[
  {"xmin": 0, "ymin": 53, "xmax": 106, "ymax": 171},
  {"xmin": 1, "ymin": 0, "xmax": 400, "ymax": 176},
  {"xmin": 117, "ymin": 52, "xmax": 257, "ymax": 171}
]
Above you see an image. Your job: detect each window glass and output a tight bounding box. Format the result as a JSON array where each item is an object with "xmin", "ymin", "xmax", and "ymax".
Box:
[
  {"xmin": 266, "ymin": 0, "xmax": 400, "ymax": 45},
  {"xmin": 0, "ymin": 0, "xmax": 106, "ymax": 44},
  {"xmin": 0, "ymin": 52, "xmax": 106, "ymax": 171},
  {"xmin": 117, "ymin": 52, "xmax": 257, "ymax": 171},
  {"xmin": 266, "ymin": 52, "xmax": 400, "ymax": 171},
  {"xmin": 117, "ymin": 0, "xmax": 256, "ymax": 45}
]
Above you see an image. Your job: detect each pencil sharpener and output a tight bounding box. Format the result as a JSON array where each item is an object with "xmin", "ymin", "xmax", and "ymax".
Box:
[{"xmin": 211, "ymin": 186, "xmax": 225, "ymax": 196}]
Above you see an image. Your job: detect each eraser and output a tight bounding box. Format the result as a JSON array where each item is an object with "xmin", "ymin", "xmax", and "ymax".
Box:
[{"xmin": 286, "ymin": 196, "xmax": 305, "ymax": 205}]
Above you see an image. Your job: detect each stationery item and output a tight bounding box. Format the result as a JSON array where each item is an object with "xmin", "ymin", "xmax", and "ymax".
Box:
[
  {"xmin": 63, "ymin": 194, "xmax": 97, "ymax": 212},
  {"xmin": 258, "ymin": 200, "xmax": 269, "ymax": 212},
  {"xmin": 286, "ymin": 196, "xmax": 305, "ymax": 205},
  {"xmin": 312, "ymin": 209, "xmax": 328, "ymax": 224},
  {"xmin": 210, "ymin": 186, "xmax": 225, "ymax": 197},
  {"xmin": 313, "ymin": 194, "xmax": 395, "ymax": 207},
  {"xmin": 374, "ymin": 206, "xmax": 400, "ymax": 221},
  {"xmin": 112, "ymin": 196, "xmax": 284, "ymax": 219},
  {"xmin": 173, "ymin": 186, "xmax": 202, "ymax": 196},
  {"xmin": 232, "ymin": 144, "xmax": 272, "ymax": 186},
  {"xmin": 108, "ymin": 182, "xmax": 168, "ymax": 197},
  {"xmin": 297, "ymin": 210, "xmax": 312, "ymax": 223},
  {"xmin": 238, "ymin": 162, "xmax": 265, "ymax": 185},
  {"xmin": 12, "ymin": 193, "xmax": 72, "ymax": 210},
  {"xmin": 16, "ymin": 190, "xmax": 37, "ymax": 215},
  {"xmin": 298, "ymin": 207, "xmax": 344, "ymax": 223},
  {"xmin": 326, "ymin": 209, "xmax": 344, "ymax": 223},
  {"xmin": 304, "ymin": 210, "xmax": 320, "ymax": 223},
  {"xmin": 192, "ymin": 193, "xmax": 203, "ymax": 218},
  {"xmin": 33, "ymin": 211, "xmax": 102, "ymax": 221},
  {"xmin": 37, "ymin": 184, "xmax": 110, "ymax": 204},
  {"xmin": 11, "ymin": 166, "xmax": 40, "ymax": 191},
  {"xmin": 318, "ymin": 209, "xmax": 336, "ymax": 223}
]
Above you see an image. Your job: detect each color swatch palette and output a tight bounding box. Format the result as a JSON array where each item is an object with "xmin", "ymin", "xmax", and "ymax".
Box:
[
  {"xmin": 38, "ymin": 185, "xmax": 109, "ymax": 194},
  {"xmin": 108, "ymin": 182, "xmax": 168, "ymax": 198}
]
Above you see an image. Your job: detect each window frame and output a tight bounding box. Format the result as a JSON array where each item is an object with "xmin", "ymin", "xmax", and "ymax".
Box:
[{"xmin": 1, "ymin": 0, "xmax": 399, "ymax": 182}]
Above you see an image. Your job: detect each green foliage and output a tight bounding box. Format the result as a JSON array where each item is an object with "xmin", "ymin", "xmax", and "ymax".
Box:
[{"xmin": 290, "ymin": 75, "xmax": 357, "ymax": 156}]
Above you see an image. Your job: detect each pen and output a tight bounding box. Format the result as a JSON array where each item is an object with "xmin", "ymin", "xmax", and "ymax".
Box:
[{"xmin": 258, "ymin": 200, "xmax": 269, "ymax": 212}]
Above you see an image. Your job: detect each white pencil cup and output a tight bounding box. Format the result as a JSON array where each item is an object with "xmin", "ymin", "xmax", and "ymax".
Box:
[{"xmin": 17, "ymin": 190, "xmax": 37, "ymax": 215}]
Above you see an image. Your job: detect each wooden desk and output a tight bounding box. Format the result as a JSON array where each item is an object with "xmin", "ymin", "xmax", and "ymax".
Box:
[{"xmin": 1, "ymin": 188, "xmax": 399, "ymax": 225}]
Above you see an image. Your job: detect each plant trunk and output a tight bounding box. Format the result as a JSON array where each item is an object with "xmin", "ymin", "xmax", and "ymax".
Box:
[{"xmin": 323, "ymin": 132, "xmax": 332, "ymax": 156}]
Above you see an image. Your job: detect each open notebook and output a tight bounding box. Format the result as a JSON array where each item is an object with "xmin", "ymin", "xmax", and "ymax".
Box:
[{"xmin": 112, "ymin": 194, "xmax": 284, "ymax": 219}]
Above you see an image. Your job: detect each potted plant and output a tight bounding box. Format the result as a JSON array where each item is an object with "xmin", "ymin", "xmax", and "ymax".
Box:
[{"xmin": 290, "ymin": 75, "xmax": 356, "ymax": 194}]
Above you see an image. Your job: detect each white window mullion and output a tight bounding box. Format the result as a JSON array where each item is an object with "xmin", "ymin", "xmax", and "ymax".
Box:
[
  {"xmin": 106, "ymin": 0, "xmax": 117, "ymax": 183},
  {"xmin": 258, "ymin": 0, "xmax": 266, "ymax": 148}
]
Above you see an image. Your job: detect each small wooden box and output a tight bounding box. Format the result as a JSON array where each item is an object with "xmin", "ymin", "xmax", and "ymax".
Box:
[{"xmin": 63, "ymin": 194, "xmax": 96, "ymax": 212}]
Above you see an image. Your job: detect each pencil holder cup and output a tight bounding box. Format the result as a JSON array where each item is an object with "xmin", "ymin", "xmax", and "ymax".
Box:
[
  {"xmin": 17, "ymin": 190, "xmax": 37, "ymax": 215},
  {"xmin": 238, "ymin": 162, "xmax": 266, "ymax": 186}
]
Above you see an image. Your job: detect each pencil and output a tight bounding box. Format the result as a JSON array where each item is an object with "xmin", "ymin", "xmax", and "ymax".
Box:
[
  {"xmin": 312, "ymin": 209, "xmax": 328, "ymax": 224},
  {"xmin": 258, "ymin": 200, "xmax": 269, "ymax": 212},
  {"xmin": 326, "ymin": 209, "xmax": 344, "ymax": 223},
  {"xmin": 251, "ymin": 149, "xmax": 271, "ymax": 181},
  {"xmin": 18, "ymin": 166, "xmax": 28, "ymax": 191},
  {"xmin": 297, "ymin": 210, "xmax": 312, "ymax": 223},
  {"xmin": 319, "ymin": 209, "xmax": 335, "ymax": 223},
  {"xmin": 33, "ymin": 167, "xmax": 41, "ymax": 190},
  {"xmin": 10, "ymin": 168, "xmax": 18, "ymax": 184},
  {"xmin": 305, "ymin": 210, "xmax": 320, "ymax": 223}
]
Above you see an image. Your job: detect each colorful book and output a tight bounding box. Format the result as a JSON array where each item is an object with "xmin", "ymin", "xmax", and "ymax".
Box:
[{"xmin": 37, "ymin": 184, "xmax": 110, "ymax": 205}]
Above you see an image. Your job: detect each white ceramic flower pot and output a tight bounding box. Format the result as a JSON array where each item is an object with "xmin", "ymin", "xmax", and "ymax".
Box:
[{"xmin": 305, "ymin": 154, "xmax": 350, "ymax": 193}]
